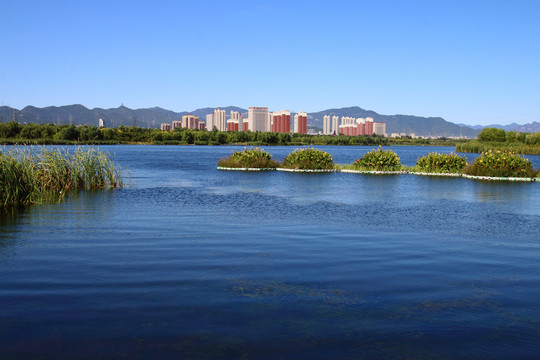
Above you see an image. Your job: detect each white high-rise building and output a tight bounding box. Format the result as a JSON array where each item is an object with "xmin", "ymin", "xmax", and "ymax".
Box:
[
  {"xmin": 331, "ymin": 116, "xmax": 339, "ymax": 135},
  {"xmin": 206, "ymin": 114, "xmax": 215, "ymax": 131},
  {"xmin": 248, "ymin": 107, "xmax": 269, "ymax": 132},
  {"xmin": 323, "ymin": 115, "xmax": 330, "ymax": 135},
  {"xmin": 214, "ymin": 108, "xmax": 226, "ymax": 131},
  {"xmin": 373, "ymin": 122, "xmax": 386, "ymax": 137}
]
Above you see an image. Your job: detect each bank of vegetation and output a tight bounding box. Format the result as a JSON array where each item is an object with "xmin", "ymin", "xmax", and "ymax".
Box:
[
  {"xmin": 0, "ymin": 121, "xmax": 463, "ymax": 147},
  {"xmin": 410, "ymin": 152, "xmax": 468, "ymax": 174},
  {"xmin": 347, "ymin": 148, "xmax": 403, "ymax": 171},
  {"xmin": 0, "ymin": 147, "xmax": 123, "ymax": 207},
  {"xmin": 281, "ymin": 148, "xmax": 335, "ymax": 170},
  {"xmin": 219, "ymin": 147, "xmax": 539, "ymax": 179},
  {"xmin": 218, "ymin": 148, "xmax": 280, "ymax": 169},
  {"xmin": 456, "ymin": 128, "xmax": 540, "ymax": 155}
]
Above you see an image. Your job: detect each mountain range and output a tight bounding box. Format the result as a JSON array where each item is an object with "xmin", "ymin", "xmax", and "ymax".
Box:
[
  {"xmin": 1, "ymin": 104, "xmax": 534, "ymax": 138},
  {"xmin": 456, "ymin": 122, "xmax": 540, "ymax": 133}
]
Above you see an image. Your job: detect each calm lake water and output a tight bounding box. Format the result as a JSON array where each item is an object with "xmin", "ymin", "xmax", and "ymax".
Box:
[{"xmin": 1, "ymin": 145, "xmax": 540, "ymax": 359}]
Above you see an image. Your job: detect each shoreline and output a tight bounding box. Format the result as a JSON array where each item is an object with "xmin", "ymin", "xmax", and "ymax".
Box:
[{"xmin": 217, "ymin": 166, "xmax": 539, "ymax": 182}]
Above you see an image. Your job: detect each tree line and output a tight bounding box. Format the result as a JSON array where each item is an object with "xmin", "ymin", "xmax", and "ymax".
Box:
[{"xmin": 0, "ymin": 121, "xmax": 461, "ymax": 146}]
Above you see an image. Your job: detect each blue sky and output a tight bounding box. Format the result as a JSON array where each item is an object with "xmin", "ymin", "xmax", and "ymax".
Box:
[{"xmin": 1, "ymin": 0, "xmax": 539, "ymax": 125}]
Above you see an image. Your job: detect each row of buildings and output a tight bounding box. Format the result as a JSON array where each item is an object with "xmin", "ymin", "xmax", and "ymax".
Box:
[
  {"xmin": 323, "ymin": 115, "xmax": 386, "ymax": 136},
  {"xmin": 160, "ymin": 115, "xmax": 205, "ymax": 131},
  {"xmin": 160, "ymin": 108, "xmax": 386, "ymax": 136}
]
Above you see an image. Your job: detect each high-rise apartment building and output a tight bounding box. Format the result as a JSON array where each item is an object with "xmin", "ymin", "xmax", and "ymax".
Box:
[
  {"xmin": 373, "ymin": 122, "xmax": 386, "ymax": 137},
  {"xmin": 248, "ymin": 107, "xmax": 269, "ymax": 132},
  {"xmin": 323, "ymin": 115, "xmax": 331, "ymax": 135},
  {"xmin": 206, "ymin": 114, "xmax": 215, "ymax": 131},
  {"xmin": 331, "ymin": 116, "xmax": 339, "ymax": 135},
  {"xmin": 213, "ymin": 108, "xmax": 226, "ymax": 131},
  {"xmin": 339, "ymin": 116, "xmax": 356, "ymax": 135},
  {"xmin": 356, "ymin": 118, "xmax": 366, "ymax": 136},
  {"xmin": 226, "ymin": 110, "xmax": 243, "ymax": 132},
  {"xmin": 182, "ymin": 115, "xmax": 199, "ymax": 130},
  {"xmin": 172, "ymin": 120, "xmax": 182, "ymax": 130},
  {"xmin": 160, "ymin": 123, "xmax": 171, "ymax": 131},
  {"xmin": 272, "ymin": 110, "xmax": 291, "ymax": 133},
  {"xmin": 294, "ymin": 112, "xmax": 307, "ymax": 134},
  {"xmin": 365, "ymin": 117, "xmax": 374, "ymax": 135}
]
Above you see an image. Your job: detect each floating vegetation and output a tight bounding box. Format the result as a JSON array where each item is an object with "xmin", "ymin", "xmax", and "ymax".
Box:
[
  {"xmin": 218, "ymin": 147, "xmax": 280, "ymax": 169},
  {"xmin": 462, "ymin": 150, "xmax": 538, "ymax": 178},
  {"xmin": 217, "ymin": 148, "xmax": 539, "ymax": 181},
  {"xmin": 349, "ymin": 147, "xmax": 402, "ymax": 171},
  {"xmin": 281, "ymin": 148, "xmax": 334, "ymax": 170},
  {"xmin": 0, "ymin": 147, "xmax": 124, "ymax": 207},
  {"xmin": 412, "ymin": 152, "xmax": 467, "ymax": 173}
]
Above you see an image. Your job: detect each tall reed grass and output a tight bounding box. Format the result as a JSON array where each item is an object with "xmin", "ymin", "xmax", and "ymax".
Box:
[
  {"xmin": 456, "ymin": 141, "xmax": 540, "ymax": 155},
  {"xmin": 1, "ymin": 147, "xmax": 124, "ymax": 207}
]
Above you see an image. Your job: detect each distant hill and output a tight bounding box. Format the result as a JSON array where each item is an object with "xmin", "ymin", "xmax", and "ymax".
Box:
[
  {"xmin": 8, "ymin": 103, "xmax": 539, "ymax": 138},
  {"xmin": 309, "ymin": 106, "xmax": 479, "ymax": 138},
  {"xmin": 0, "ymin": 105, "xmax": 250, "ymax": 129},
  {"xmin": 456, "ymin": 122, "xmax": 540, "ymax": 133}
]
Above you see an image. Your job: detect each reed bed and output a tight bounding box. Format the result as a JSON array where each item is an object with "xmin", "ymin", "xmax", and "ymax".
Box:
[
  {"xmin": 1, "ymin": 147, "xmax": 123, "ymax": 207},
  {"xmin": 456, "ymin": 141, "xmax": 540, "ymax": 155}
]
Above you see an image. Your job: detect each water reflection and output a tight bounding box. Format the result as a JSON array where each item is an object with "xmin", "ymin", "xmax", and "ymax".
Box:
[{"xmin": 0, "ymin": 206, "xmax": 25, "ymax": 251}]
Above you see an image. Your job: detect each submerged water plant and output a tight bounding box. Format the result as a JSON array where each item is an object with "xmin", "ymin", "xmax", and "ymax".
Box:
[{"xmin": 0, "ymin": 147, "xmax": 124, "ymax": 207}]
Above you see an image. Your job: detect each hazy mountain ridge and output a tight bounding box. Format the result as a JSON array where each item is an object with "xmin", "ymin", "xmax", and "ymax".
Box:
[
  {"xmin": 456, "ymin": 122, "xmax": 540, "ymax": 133},
  {"xmin": 0, "ymin": 105, "xmax": 250, "ymax": 129},
  {"xmin": 309, "ymin": 107, "xmax": 479, "ymax": 137},
  {"xmin": 4, "ymin": 103, "xmax": 537, "ymax": 138}
]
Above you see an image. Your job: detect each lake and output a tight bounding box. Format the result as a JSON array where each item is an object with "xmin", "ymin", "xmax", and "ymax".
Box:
[{"xmin": 1, "ymin": 145, "xmax": 539, "ymax": 359}]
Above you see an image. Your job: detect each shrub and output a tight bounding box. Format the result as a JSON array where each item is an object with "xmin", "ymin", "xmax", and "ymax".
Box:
[
  {"xmin": 462, "ymin": 150, "xmax": 538, "ymax": 178},
  {"xmin": 415, "ymin": 152, "xmax": 467, "ymax": 173},
  {"xmin": 351, "ymin": 148, "xmax": 401, "ymax": 171},
  {"xmin": 218, "ymin": 148, "xmax": 280, "ymax": 169},
  {"xmin": 281, "ymin": 148, "xmax": 334, "ymax": 170}
]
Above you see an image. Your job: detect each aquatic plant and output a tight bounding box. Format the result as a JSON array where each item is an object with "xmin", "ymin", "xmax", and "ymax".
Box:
[
  {"xmin": 462, "ymin": 150, "xmax": 538, "ymax": 178},
  {"xmin": 218, "ymin": 147, "xmax": 280, "ymax": 169},
  {"xmin": 351, "ymin": 148, "xmax": 401, "ymax": 171},
  {"xmin": 281, "ymin": 148, "xmax": 334, "ymax": 170},
  {"xmin": 414, "ymin": 152, "xmax": 467, "ymax": 173},
  {"xmin": 456, "ymin": 141, "xmax": 540, "ymax": 155},
  {"xmin": 0, "ymin": 147, "xmax": 124, "ymax": 207}
]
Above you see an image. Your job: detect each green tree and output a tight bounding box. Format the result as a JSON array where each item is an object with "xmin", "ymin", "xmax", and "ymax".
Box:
[{"xmin": 478, "ymin": 128, "xmax": 506, "ymax": 142}]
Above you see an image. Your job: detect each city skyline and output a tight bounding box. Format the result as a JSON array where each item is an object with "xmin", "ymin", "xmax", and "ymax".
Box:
[
  {"xmin": 159, "ymin": 108, "xmax": 388, "ymax": 136},
  {"xmin": 2, "ymin": 1, "xmax": 539, "ymax": 126}
]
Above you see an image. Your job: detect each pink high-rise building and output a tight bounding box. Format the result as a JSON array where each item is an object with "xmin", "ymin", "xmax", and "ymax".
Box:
[{"xmin": 272, "ymin": 110, "xmax": 291, "ymax": 133}]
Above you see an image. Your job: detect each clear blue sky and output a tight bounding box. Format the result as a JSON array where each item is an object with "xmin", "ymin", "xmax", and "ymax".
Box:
[{"xmin": 1, "ymin": 0, "xmax": 539, "ymax": 125}]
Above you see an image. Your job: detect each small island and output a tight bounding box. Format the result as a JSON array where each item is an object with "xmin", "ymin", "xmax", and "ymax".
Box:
[{"xmin": 218, "ymin": 147, "xmax": 539, "ymax": 182}]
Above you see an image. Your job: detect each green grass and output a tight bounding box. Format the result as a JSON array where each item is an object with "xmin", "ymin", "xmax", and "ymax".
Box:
[{"xmin": 1, "ymin": 147, "xmax": 124, "ymax": 207}]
